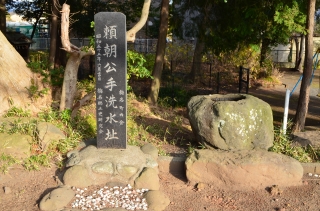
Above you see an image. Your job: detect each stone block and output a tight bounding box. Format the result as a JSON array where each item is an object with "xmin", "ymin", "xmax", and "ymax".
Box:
[{"xmin": 186, "ymin": 149, "xmax": 303, "ymax": 190}]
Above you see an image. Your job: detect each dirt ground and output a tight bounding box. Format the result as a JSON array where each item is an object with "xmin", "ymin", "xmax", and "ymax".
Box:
[
  {"xmin": 1, "ymin": 165, "xmax": 320, "ymax": 211},
  {"xmin": 1, "ymin": 69, "xmax": 320, "ymax": 211}
]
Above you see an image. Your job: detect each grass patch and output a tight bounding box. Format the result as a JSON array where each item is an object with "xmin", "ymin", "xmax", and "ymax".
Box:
[
  {"xmin": 23, "ymin": 154, "xmax": 51, "ymax": 171},
  {"xmin": 4, "ymin": 106, "xmax": 31, "ymax": 118},
  {"xmin": 158, "ymin": 86, "xmax": 196, "ymax": 108},
  {"xmin": 1, "ymin": 103, "xmax": 97, "ymax": 173},
  {"xmin": 269, "ymin": 122, "xmax": 318, "ymax": 163},
  {"xmin": 0, "ymin": 153, "xmax": 20, "ymax": 174}
]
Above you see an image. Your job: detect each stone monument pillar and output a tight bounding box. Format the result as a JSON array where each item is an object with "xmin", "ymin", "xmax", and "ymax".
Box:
[{"xmin": 94, "ymin": 12, "xmax": 127, "ymax": 149}]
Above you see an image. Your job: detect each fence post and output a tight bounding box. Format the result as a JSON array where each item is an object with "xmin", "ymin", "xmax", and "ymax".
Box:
[
  {"xmin": 217, "ymin": 72, "xmax": 220, "ymax": 94},
  {"xmin": 239, "ymin": 66, "xmax": 243, "ymax": 93},
  {"xmin": 209, "ymin": 63, "xmax": 212, "ymax": 88},
  {"xmin": 246, "ymin": 67, "xmax": 249, "ymax": 94},
  {"xmin": 171, "ymin": 60, "xmax": 175, "ymax": 108}
]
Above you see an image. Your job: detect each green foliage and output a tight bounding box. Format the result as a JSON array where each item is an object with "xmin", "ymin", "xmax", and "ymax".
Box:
[
  {"xmin": 89, "ymin": 21, "xmax": 95, "ymax": 48},
  {"xmin": 26, "ymin": 78, "xmax": 49, "ymax": 100},
  {"xmin": 4, "ymin": 100, "xmax": 31, "ymax": 117},
  {"xmin": 7, "ymin": 119, "xmax": 38, "ymax": 137},
  {"xmin": 165, "ymin": 42, "xmax": 190, "ymax": 61},
  {"xmin": 0, "ymin": 153, "xmax": 20, "ymax": 174},
  {"xmin": 269, "ymin": 122, "xmax": 312, "ymax": 163},
  {"xmin": 23, "ymin": 154, "xmax": 51, "ymax": 171},
  {"xmin": 28, "ymin": 51, "xmax": 64, "ymax": 87},
  {"xmin": 144, "ymin": 53, "xmax": 156, "ymax": 72},
  {"xmin": 127, "ymin": 50, "xmax": 153, "ymax": 90},
  {"xmin": 77, "ymin": 76, "xmax": 96, "ymax": 93},
  {"xmin": 69, "ymin": 0, "xmax": 147, "ymax": 38},
  {"xmin": 158, "ymin": 86, "xmax": 197, "ymax": 108},
  {"xmin": 49, "ymin": 66, "xmax": 65, "ymax": 87},
  {"xmin": 172, "ymin": 0, "xmax": 307, "ymax": 57},
  {"xmin": 27, "ymin": 54, "xmax": 49, "ymax": 81},
  {"xmin": 0, "ymin": 99, "xmax": 96, "ymax": 173}
]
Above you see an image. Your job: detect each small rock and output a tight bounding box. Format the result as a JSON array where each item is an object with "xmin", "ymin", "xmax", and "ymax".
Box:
[
  {"xmin": 65, "ymin": 151, "xmax": 81, "ymax": 167},
  {"xmin": 3, "ymin": 186, "xmax": 11, "ymax": 194},
  {"xmin": 140, "ymin": 143, "xmax": 158, "ymax": 160},
  {"xmin": 143, "ymin": 190, "xmax": 170, "ymax": 211},
  {"xmin": 197, "ymin": 182, "xmax": 206, "ymax": 190},
  {"xmin": 269, "ymin": 185, "xmax": 282, "ymax": 196},
  {"xmin": 39, "ymin": 186, "xmax": 75, "ymax": 211},
  {"xmin": 134, "ymin": 167, "xmax": 159, "ymax": 190}
]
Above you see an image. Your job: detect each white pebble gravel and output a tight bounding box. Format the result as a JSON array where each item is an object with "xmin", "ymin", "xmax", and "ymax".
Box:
[{"xmin": 71, "ymin": 184, "xmax": 148, "ymax": 210}]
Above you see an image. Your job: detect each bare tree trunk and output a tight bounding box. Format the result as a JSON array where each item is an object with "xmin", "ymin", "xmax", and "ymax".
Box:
[
  {"xmin": 0, "ymin": 0, "xmax": 5, "ymax": 34},
  {"xmin": 49, "ymin": 0, "xmax": 60, "ymax": 69},
  {"xmin": 60, "ymin": 52, "xmax": 87, "ymax": 110},
  {"xmin": 127, "ymin": 0, "xmax": 151, "ymax": 42},
  {"xmin": 298, "ymin": 35, "xmax": 305, "ymax": 72},
  {"xmin": 189, "ymin": 41, "xmax": 205, "ymax": 83},
  {"xmin": 60, "ymin": 4, "xmax": 94, "ymax": 111},
  {"xmin": 292, "ymin": 0, "xmax": 316, "ymax": 132},
  {"xmin": 147, "ymin": 0, "xmax": 169, "ymax": 105}
]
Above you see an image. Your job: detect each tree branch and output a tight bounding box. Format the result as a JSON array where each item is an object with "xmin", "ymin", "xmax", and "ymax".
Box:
[
  {"xmin": 126, "ymin": 0, "xmax": 151, "ymax": 42},
  {"xmin": 61, "ymin": 3, "xmax": 80, "ymax": 52}
]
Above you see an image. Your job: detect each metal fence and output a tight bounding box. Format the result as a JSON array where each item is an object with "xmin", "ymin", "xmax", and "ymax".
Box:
[
  {"xmin": 30, "ymin": 38, "xmax": 91, "ymax": 50},
  {"xmin": 168, "ymin": 61, "xmax": 250, "ymax": 93},
  {"xmin": 30, "ymin": 38, "xmax": 157, "ymax": 53},
  {"xmin": 128, "ymin": 39, "xmax": 157, "ymax": 53},
  {"xmin": 153, "ymin": 60, "xmax": 249, "ymax": 107},
  {"xmin": 271, "ymin": 50, "xmax": 293, "ymax": 63}
]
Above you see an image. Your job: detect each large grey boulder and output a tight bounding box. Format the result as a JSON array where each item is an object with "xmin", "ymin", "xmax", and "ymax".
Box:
[
  {"xmin": 185, "ymin": 149, "xmax": 303, "ymax": 190},
  {"xmin": 187, "ymin": 94, "xmax": 274, "ymax": 150}
]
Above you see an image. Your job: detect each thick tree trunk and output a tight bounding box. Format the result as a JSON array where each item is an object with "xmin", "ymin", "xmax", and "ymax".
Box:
[
  {"xmin": 60, "ymin": 52, "xmax": 83, "ymax": 110},
  {"xmin": 147, "ymin": 0, "xmax": 169, "ymax": 105},
  {"xmin": 189, "ymin": 41, "xmax": 205, "ymax": 83},
  {"xmin": 0, "ymin": 31, "xmax": 51, "ymax": 115},
  {"xmin": 260, "ymin": 38, "xmax": 271, "ymax": 68},
  {"xmin": 0, "ymin": 0, "xmax": 5, "ymax": 34},
  {"xmin": 292, "ymin": 0, "xmax": 316, "ymax": 132}
]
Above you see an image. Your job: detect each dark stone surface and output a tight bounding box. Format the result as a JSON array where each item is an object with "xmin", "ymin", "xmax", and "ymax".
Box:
[
  {"xmin": 94, "ymin": 12, "xmax": 127, "ymax": 149},
  {"xmin": 187, "ymin": 94, "xmax": 274, "ymax": 150}
]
